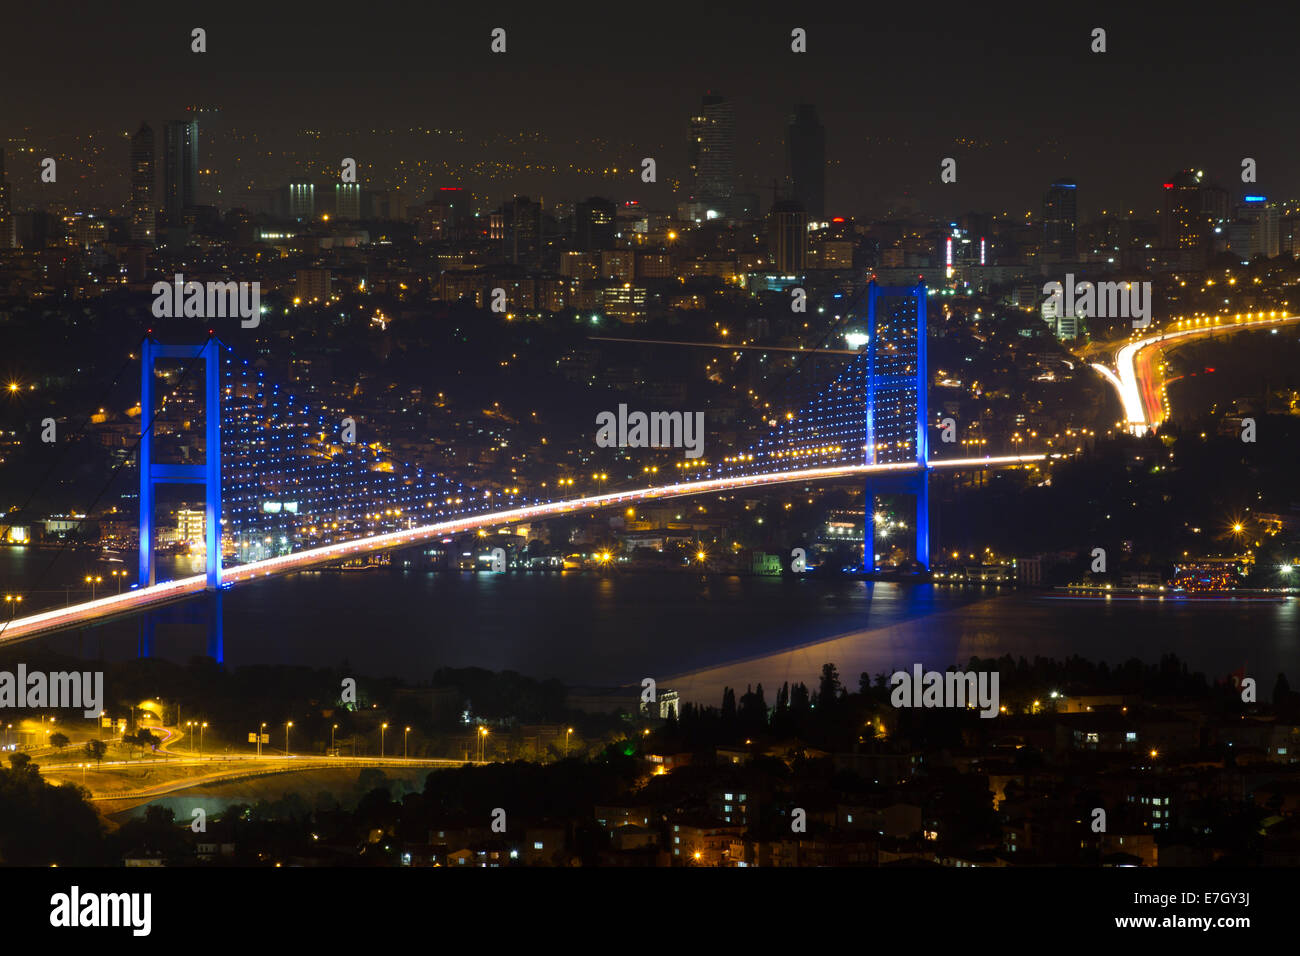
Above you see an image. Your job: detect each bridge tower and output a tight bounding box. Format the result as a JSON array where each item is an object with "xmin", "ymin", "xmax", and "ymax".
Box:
[
  {"xmin": 864, "ymin": 282, "xmax": 929, "ymax": 571},
  {"xmin": 138, "ymin": 337, "xmax": 222, "ymax": 590}
]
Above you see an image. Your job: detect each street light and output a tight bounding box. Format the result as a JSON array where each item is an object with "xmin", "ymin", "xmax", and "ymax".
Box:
[
  {"xmin": 111, "ymin": 569, "xmax": 127, "ymax": 593},
  {"xmin": 565, "ymin": 727, "xmax": 573, "ymax": 757},
  {"xmin": 380, "ymin": 722, "xmax": 388, "ymax": 757},
  {"xmin": 478, "ymin": 726, "xmax": 488, "ymax": 763},
  {"xmin": 258, "ymin": 721, "xmax": 266, "ymax": 758},
  {"xmin": 200, "ymin": 721, "xmax": 207, "ymax": 757},
  {"xmin": 84, "ymin": 575, "xmax": 103, "ymax": 599},
  {"xmin": 3, "ymin": 594, "xmax": 21, "ymax": 619},
  {"xmin": 285, "ymin": 721, "xmax": 293, "ymax": 757},
  {"xmin": 404, "ymin": 726, "xmax": 411, "ymax": 759},
  {"xmin": 331, "ymin": 723, "xmax": 338, "ymax": 755}
]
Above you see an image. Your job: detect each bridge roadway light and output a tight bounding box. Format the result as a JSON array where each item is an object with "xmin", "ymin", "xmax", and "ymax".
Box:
[
  {"xmin": 381, "ymin": 722, "xmax": 388, "ymax": 757},
  {"xmin": 404, "ymin": 726, "xmax": 411, "ymax": 759},
  {"xmin": 285, "ymin": 721, "xmax": 293, "ymax": 757}
]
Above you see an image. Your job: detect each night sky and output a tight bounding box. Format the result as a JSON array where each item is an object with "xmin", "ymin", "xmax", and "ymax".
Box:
[{"xmin": 4, "ymin": 2, "xmax": 1299, "ymax": 219}]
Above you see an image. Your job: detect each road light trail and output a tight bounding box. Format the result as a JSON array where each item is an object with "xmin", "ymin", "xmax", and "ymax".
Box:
[
  {"xmin": 0, "ymin": 455, "xmax": 1046, "ymax": 644},
  {"xmin": 1092, "ymin": 313, "xmax": 1300, "ymax": 435}
]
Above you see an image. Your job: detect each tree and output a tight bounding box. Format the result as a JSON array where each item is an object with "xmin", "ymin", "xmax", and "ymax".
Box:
[
  {"xmin": 8, "ymin": 752, "xmax": 33, "ymax": 772},
  {"xmin": 738, "ymin": 684, "xmax": 768, "ymax": 728},
  {"xmin": 721, "ymin": 687, "xmax": 737, "ymax": 723},
  {"xmin": 1273, "ymin": 672, "xmax": 1292, "ymax": 709},
  {"xmin": 84, "ymin": 740, "xmax": 107, "ymax": 767},
  {"xmin": 817, "ymin": 663, "xmax": 842, "ymax": 712},
  {"xmin": 49, "ymin": 732, "xmax": 69, "ymax": 751}
]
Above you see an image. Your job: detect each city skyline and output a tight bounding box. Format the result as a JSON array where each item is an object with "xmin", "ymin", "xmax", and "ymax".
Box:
[
  {"xmin": 4, "ymin": 8, "xmax": 1300, "ymax": 219},
  {"xmin": 1, "ymin": 3, "xmax": 1298, "ymax": 893}
]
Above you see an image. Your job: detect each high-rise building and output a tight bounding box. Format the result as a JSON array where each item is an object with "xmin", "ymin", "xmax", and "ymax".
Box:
[
  {"xmin": 186, "ymin": 106, "xmax": 222, "ymax": 207},
  {"xmin": 787, "ymin": 104, "xmax": 825, "ymax": 221},
  {"xmin": 503, "ymin": 195, "xmax": 543, "ymax": 269},
  {"xmin": 1042, "ymin": 180, "xmax": 1077, "ymax": 260},
  {"xmin": 1160, "ymin": 169, "xmax": 1203, "ymax": 252},
  {"xmin": 129, "ymin": 123, "xmax": 155, "ymax": 245},
  {"xmin": 1041, "ymin": 295, "xmax": 1080, "ymax": 341},
  {"xmin": 334, "ymin": 183, "xmax": 361, "ymax": 220},
  {"xmin": 768, "ymin": 200, "xmax": 808, "ymax": 273},
  {"xmin": 369, "ymin": 190, "xmax": 406, "ymax": 221},
  {"xmin": 163, "ymin": 119, "xmax": 199, "ymax": 228},
  {"xmin": 286, "ymin": 183, "xmax": 315, "ymax": 220},
  {"xmin": 688, "ymin": 94, "xmax": 735, "ymax": 215},
  {"xmin": 0, "ymin": 148, "xmax": 13, "ymax": 249},
  {"xmin": 1230, "ymin": 196, "xmax": 1280, "ymax": 262},
  {"xmin": 574, "ymin": 197, "xmax": 616, "ymax": 251},
  {"xmin": 1200, "ymin": 184, "xmax": 1229, "ymax": 223}
]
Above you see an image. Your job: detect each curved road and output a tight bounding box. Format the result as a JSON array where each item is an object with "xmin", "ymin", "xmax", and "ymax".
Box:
[
  {"xmin": 1092, "ymin": 312, "xmax": 1300, "ymax": 435},
  {"xmin": 84, "ymin": 757, "xmax": 472, "ymax": 805}
]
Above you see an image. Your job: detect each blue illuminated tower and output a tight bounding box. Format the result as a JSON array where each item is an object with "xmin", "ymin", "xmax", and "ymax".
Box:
[
  {"xmin": 138, "ymin": 337, "xmax": 222, "ymax": 590},
  {"xmin": 864, "ymin": 282, "xmax": 929, "ymax": 570}
]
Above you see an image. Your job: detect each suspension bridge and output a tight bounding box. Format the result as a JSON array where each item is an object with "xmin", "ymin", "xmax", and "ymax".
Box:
[{"xmin": 1, "ymin": 283, "xmax": 1047, "ymax": 646}]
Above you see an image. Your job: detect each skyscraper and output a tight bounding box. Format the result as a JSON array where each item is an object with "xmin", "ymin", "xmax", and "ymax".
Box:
[
  {"xmin": 1042, "ymin": 180, "xmax": 1077, "ymax": 260},
  {"xmin": 163, "ymin": 119, "xmax": 199, "ymax": 229},
  {"xmin": 286, "ymin": 183, "xmax": 315, "ymax": 220},
  {"xmin": 503, "ymin": 195, "xmax": 543, "ymax": 269},
  {"xmin": 187, "ymin": 106, "xmax": 222, "ymax": 208},
  {"xmin": 0, "ymin": 148, "xmax": 13, "ymax": 249},
  {"xmin": 768, "ymin": 200, "xmax": 808, "ymax": 273},
  {"xmin": 334, "ymin": 183, "xmax": 361, "ymax": 220},
  {"xmin": 688, "ymin": 94, "xmax": 735, "ymax": 215},
  {"xmin": 129, "ymin": 123, "xmax": 155, "ymax": 245},
  {"xmin": 787, "ymin": 104, "xmax": 825, "ymax": 221},
  {"xmin": 574, "ymin": 197, "xmax": 616, "ymax": 251},
  {"xmin": 1231, "ymin": 196, "xmax": 1280, "ymax": 262},
  {"xmin": 1160, "ymin": 169, "xmax": 1203, "ymax": 252}
]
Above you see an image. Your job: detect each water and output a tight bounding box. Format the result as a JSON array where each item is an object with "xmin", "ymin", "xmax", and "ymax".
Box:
[{"xmin": 2, "ymin": 549, "xmax": 1295, "ymax": 703}]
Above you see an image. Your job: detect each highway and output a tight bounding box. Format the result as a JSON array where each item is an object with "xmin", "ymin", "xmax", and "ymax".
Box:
[
  {"xmin": 1092, "ymin": 312, "xmax": 1300, "ymax": 435},
  {"xmin": 0, "ymin": 455, "xmax": 1046, "ymax": 644},
  {"xmin": 81, "ymin": 757, "xmax": 474, "ymax": 804}
]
